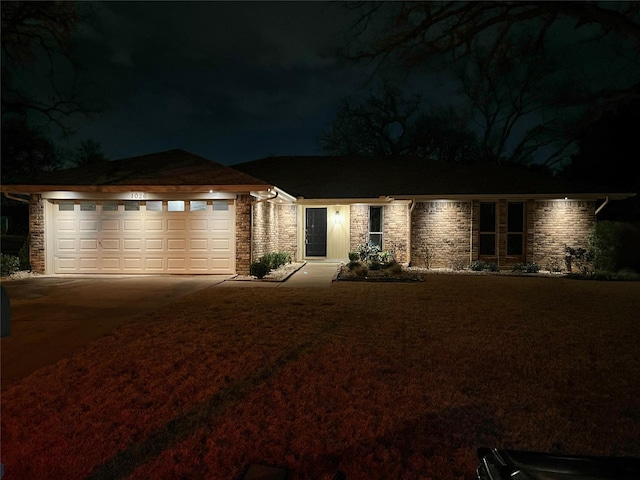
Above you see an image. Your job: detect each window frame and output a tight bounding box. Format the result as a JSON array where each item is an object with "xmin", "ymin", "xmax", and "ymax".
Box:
[
  {"xmin": 478, "ymin": 202, "xmax": 496, "ymax": 256},
  {"xmin": 369, "ymin": 206, "xmax": 383, "ymax": 248},
  {"xmin": 506, "ymin": 202, "xmax": 525, "ymax": 257}
]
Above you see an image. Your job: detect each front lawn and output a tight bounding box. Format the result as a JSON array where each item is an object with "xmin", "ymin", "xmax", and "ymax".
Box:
[{"xmin": 2, "ymin": 276, "xmax": 640, "ymax": 479}]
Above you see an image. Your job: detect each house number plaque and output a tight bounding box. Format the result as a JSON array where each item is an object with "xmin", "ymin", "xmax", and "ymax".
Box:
[{"xmin": 130, "ymin": 192, "xmax": 148, "ymax": 199}]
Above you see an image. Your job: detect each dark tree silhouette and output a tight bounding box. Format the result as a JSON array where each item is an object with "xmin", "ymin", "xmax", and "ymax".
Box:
[
  {"xmin": 344, "ymin": 1, "xmax": 640, "ymax": 168},
  {"xmin": 319, "ymin": 82, "xmax": 481, "ymax": 163}
]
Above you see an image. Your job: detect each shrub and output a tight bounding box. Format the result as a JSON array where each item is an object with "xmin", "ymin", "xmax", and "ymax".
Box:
[
  {"xmin": 470, "ymin": 260, "xmax": 486, "ymax": 271},
  {"xmin": 545, "ymin": 257, "xmax": 563, "ymax": 273},
  {"xmin": 589, "ymin": 221, "xmax": 640, "ymax": 274},
  {"xmin": 369, "ymin": 260, "xmax": 382, "ymax": 270},
  {"xmin": 383, "ymin": 260, "xmax": 403, "ymax": 274},
  {"xmin": 352, "ymin": 264, "xmax": 368, "ymax": 277},
  {"xmin": 470, "ymin": 260, "xmax": 499, "ymax": 272},
  {"xmin": 513, "ymin": 262, "xmax": 540, "ymax": 273},
  {"xmin": 347, "ymin": 260, "xmax": 360, "ymax": 270},
  {"xmin": 257, "ymin": 251, "xmax": 291, "ymax": 271},
  {"xmin": 348, "ymin": 252, "xmax": 359, "ymax": 262},
  {"xmin": 356, "ymin": 241, "xmax": 382, "ymax": 263},
  {"xmin": 1, "ymin": 254, "xmax": 20, "ymax": 277},
  {"xmin": 564, "ymin": 245, "xmax": 593, "ymax": 275},
  {"xmin": 249, "ymin": 261, "xmax": 270, "ymax": 279}
]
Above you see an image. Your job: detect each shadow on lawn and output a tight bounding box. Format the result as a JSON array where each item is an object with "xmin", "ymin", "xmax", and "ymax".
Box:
[
  {"xmin": 86, "ymin": 340, "xmax": 313, "ymax": 479},
  {"xmin": 87, "ymin": 315, "xmax": 344, "ymax": 480}
]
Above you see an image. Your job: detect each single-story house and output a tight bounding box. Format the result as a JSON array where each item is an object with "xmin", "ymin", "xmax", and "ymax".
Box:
[{"xmin": 1, "ymin": 149, "xmax": 635, "ymax": 275}]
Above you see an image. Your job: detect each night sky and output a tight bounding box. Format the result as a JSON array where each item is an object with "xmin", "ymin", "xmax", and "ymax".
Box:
[
  {"xmin": 58, "ymin": 1, "xmax": 381, "ymax": 165},
  {"xmin": 16, "ymin": 1, "xmax": 637, "ymax": 169}
]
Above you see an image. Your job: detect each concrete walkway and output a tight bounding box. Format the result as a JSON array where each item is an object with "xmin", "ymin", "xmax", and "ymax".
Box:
[
  {"xmin": 215, "ymin": 262, "xmax": 340, "ymax": 288},
  {"xmin": 280, "ymin": 262, "xmax": 340, "ymax": 287}
]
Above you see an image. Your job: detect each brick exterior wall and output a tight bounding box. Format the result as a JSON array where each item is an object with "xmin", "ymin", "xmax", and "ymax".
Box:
[
  {"xmin": 348, "ymin": 204, "xmax": 409, "ymax": 263},
  {"xmin": 252, "ymin": 201, "xmax": 278, "ymax": 259},
  {"xmin": 411, "ymin": 201, "xmax": 472, "ymax": 269},
  {"xmin": 349, "ymin": 205, "xmax": 369, "ymax": 250},
  {"xmin": 277, "ymin": 204, "xmax": 297, "ymax": 258},
  {"xmin": 383, "ymin": 203, "xmax": 409, "ymax": 263},
  {"xmin": 235, "ymin": 194, "xmax": 252, "ymax": 275},
  {"xmin": 29, "ymin": 194, "xmax": 45, "ymax": 273},
  {"xmin": 251, "ymin": 202, "xmax": 298, "ymax": 262},
  {"xmin": 531, "ymin": 200, "xmax": 596, "ymax": 271}
]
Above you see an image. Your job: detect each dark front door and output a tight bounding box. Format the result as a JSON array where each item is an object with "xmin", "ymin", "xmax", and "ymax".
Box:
[{"xmin": 305, "ymin": 208, "xmax": 327, "ymax": 257}]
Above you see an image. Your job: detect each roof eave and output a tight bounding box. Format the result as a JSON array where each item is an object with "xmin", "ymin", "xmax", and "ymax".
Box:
[{"xmin": 0, "ymin": 184, "xmax": 274, "ymax": 194}]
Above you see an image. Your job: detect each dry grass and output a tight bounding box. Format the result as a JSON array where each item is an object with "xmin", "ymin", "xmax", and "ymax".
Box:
[{"xmin": 2, "ymin": 275, "xmax": 640, "ymax": 480}]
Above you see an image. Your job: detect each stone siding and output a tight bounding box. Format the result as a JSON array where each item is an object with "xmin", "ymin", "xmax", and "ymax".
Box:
[
  {"xmin": 411, "ymin": 201, "xmax": 472, "ymax": 269},
  {"xmin": 28, "ymin": 194, "xmax": 45, "ymax": 273}
]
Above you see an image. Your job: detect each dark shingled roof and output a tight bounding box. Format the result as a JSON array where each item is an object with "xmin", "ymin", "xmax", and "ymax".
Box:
[
  {"xmin": 25, "ymin": 149, "xmax": 271, "ymax": 189},
  {"xmin": 233, "ymin": 156, "xmax": 584, "ymax": 199}
]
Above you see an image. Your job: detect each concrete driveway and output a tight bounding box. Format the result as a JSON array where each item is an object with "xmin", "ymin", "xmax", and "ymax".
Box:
[{"xmin": 0, "ymin": 275, "xmax": 228, "ymax": 389}]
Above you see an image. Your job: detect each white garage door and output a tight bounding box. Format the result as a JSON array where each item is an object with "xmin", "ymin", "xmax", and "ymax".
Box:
[{"xmin": 52, "ymin": 199, "xmax": 235, "ymax": 274}]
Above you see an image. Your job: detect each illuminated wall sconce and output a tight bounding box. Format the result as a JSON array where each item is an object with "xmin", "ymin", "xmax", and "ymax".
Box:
[{"xmin": 334, "ymin": 210, "xmax": 342, "ymax": 225}]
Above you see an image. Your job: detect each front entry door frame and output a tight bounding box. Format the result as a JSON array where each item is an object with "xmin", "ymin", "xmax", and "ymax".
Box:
[{"xmin": 305, "ymin": 207, "xmax": 327, "ymax": 257}]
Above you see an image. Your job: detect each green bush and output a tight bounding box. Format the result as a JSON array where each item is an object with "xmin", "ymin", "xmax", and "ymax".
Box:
[
  {"xmin": 369, "ymin": 260, "xmax": 382, "ymax": 270},
  {"xmin": 353, "ymin": 264, "xmax": 368, "ymax": 277},
  {"xmin": 347, "ymin": 260, "xmax": 361, "ymax": 270},
  {"xmin": 383, "ymin": 260, "xmax": 403, "ymax": 274},
  {"xmin": 589, "ymin": 221, "xmax": 640, "ymax": 273},
  {"xmin": 249, "ymin": 261, "xmax": 270, "ymax": 279},
  {"xmin": 356, "ymin": 241, "xmax": 382, "ymax": 263},
  {"xmin": 348, "ymin": 252, "xmax": 359, "ymax": 262},
  {"xmin": 470, "ymin": 260, "xmax": 486, "ymax": 271},
  {"xmin": 470, "ymin": 260, "xmax": 499, "ymax": 272},
  {"xmin": 257, "ymin": 251, "xmax": 291, "ymax": 271},
  {"xmin": 513, "ymin": 262, "xmax": 540, "ymax": 273},
  {"xmin": 1, "ymin": 254, "xmax": 20, "ymax": 276}
]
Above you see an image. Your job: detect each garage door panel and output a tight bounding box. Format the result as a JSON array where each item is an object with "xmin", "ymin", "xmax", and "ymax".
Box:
[
  {"xmin": 79, "ymin": 220, "xmax": 98, "ymax": 231},
  {"xmin": 190, "ymin": 219, "xmax": 208, "ymax": 231},
  {"xmin": 167, "ymin": 258, "xmax": 187, "ymax": 270},
  {"xmin": 167, "ymin": 219, "xmax": 186, "ymax": 231},
  {"xmin": 123, "ymin": 257, "xmax": 143, "ymax": 269},
  {"xmin": 57, "ymin": 238, "xmax": 77, "ymax": 250},
  {"xmin": 211, "ymin": 257, "xmax": 232, "ymax": 270},
  {"xmin": 144, "ymin": 258, "xmax": 164, "ymax": 270},
  {"xmin": 145, "ymin": 238, "xmax": 163, "ymax": 250},
  {"xmin": 101, "ymin": 219, "xmax": 120, "ymax": 231},
  {"xmin": 190, "ymin": 238, "xmax": 208, "ymax": 250},
  {"xmin": 57, "ymin": 219, "xmax": 76, "ymax": 231},
  {"xmin": 123, "ymin": 238, "xmax": 142, "ymax": 250},
  {"xmin": 145, "ymin": 219, "xmax": 163, "ymax": 231},
  {"xmin": 101, "ymin": 257, "xmax": 121, "ymax": 270},
  {"xmin": 189, "ymin": 257, "xmax": 209, "ymax": 270},
  {"xmin": 167, "ymin": 238, "xmax": 186, "ymax": 251},
  {"xmin": 100, "ymin": 238, "xmax": 120, "ymax": 250},
  {"xmin": 79, "ymin": 238, "xmax": 98, "ymax": 250},
  {"xmin": 78, "ymin": 257, "xmax": 99, "ymax": 270},
  {"xmin": 212, "ymin": 238, "xmax": 231, "ymax": 251},
  {"xmin": 53, "ymin": 200, "xmax": 235, "ymax": 274},
  {"xmin": 123, "ymin": 219, "xmax": 142, "ymax": 231},
  {"xmin": 212, "ymin": 219, "xmax": 230, "ymax": 232}
]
